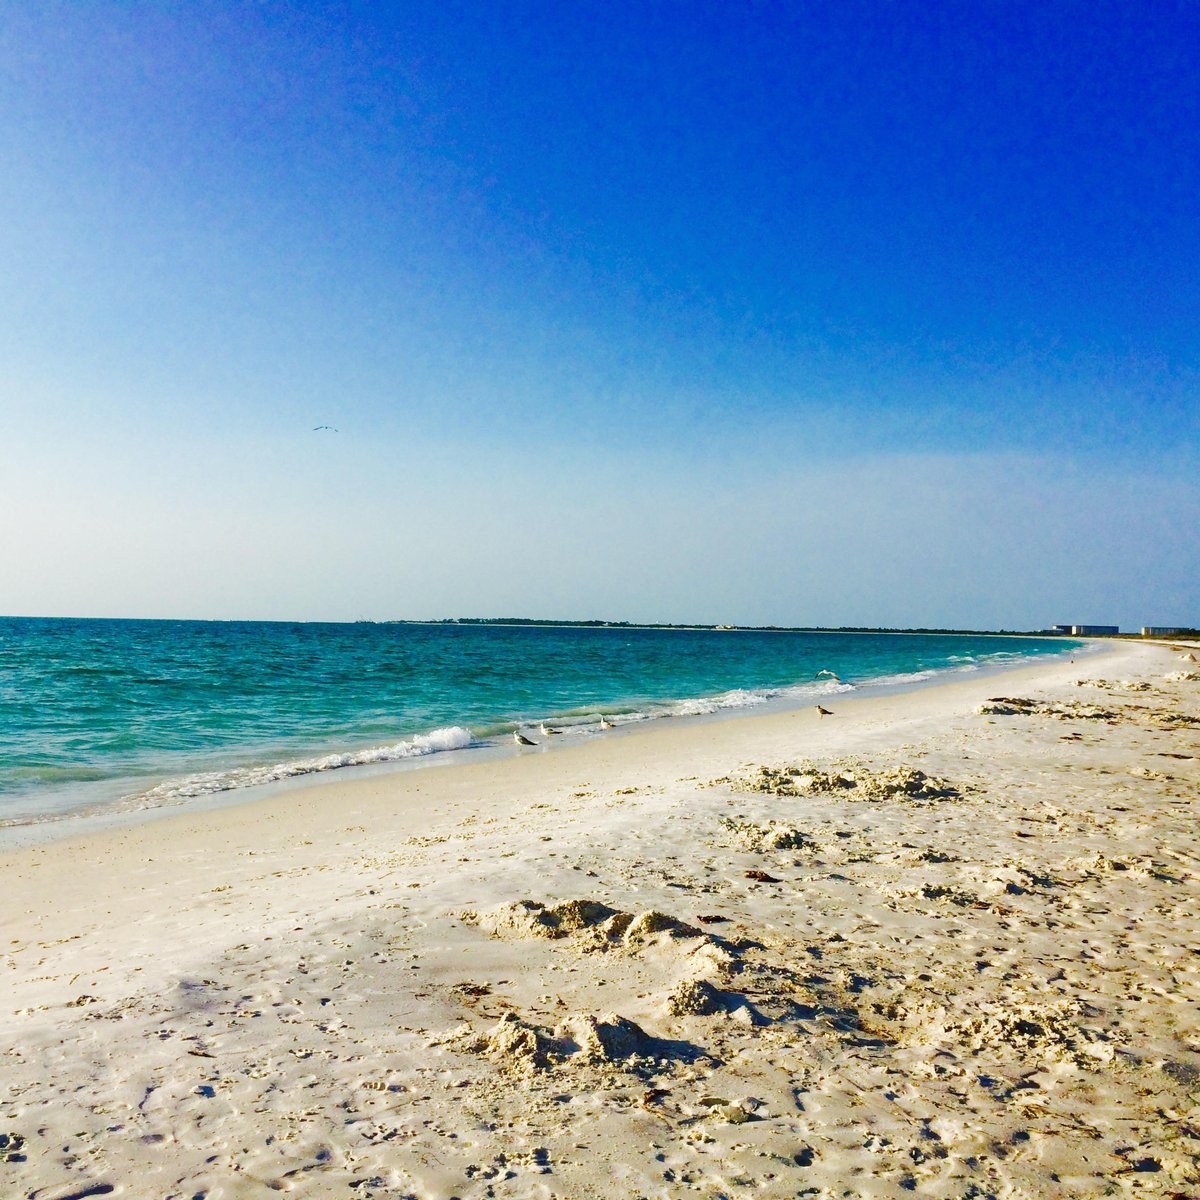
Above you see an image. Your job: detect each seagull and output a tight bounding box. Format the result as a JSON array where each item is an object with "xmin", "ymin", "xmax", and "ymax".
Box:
[
  {"xmin": 816, "ymin": 705, "xmax": 834, "ymax": 717},
  {"xmin": 815, "ymin": 669, "xmax": 841, "ymax": 681},
  {"xmin": 540, "ymin": 722, "xmax": 562, "ymax": 737},
  {"xmin": 313, "ymin": 425, "xmax": 339, "ymax": 432},
  {"xmin": 599, "ymin": 716, "xmax": 615, "ymax": 730},
  {"xmin": 513, "ymin": 729, "xmax": 537, "ymax": 746}
]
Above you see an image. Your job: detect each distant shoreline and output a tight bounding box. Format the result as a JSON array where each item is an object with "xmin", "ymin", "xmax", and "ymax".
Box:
[
  {"xmin": 6, "ymin": 613, "xmax": 1174, "ymax": 638},
  {"xmin": 376, "ymin": 618, "xmax": 1085, "ymax": 637}
]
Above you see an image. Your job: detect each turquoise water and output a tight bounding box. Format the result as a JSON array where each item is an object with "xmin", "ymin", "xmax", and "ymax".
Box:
[{"xmin": 0, "ymin": 617, "xmax": 1079, "ymax": 829}]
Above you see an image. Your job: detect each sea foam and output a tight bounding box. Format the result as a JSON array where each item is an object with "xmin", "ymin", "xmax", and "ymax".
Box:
[{"xmin": 125, "ymin": 726, "xmax": 475, "ymax": 809}]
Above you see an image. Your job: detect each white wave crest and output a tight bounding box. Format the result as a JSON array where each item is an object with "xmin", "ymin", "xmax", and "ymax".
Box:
[
  {"xmin": 655, "ymin": 679, "xmax": 852, "ymax": 719},
  {"xmin": 126, "ymin": 726, "xmax": 475, "ymax": 809},
  {"xmin": 871, "ymin": 669, "xmax": 940, "ymax": 686}
]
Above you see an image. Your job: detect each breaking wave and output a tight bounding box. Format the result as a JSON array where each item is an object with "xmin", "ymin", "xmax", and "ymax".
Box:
[{"xmin": 122, "ymin": 726, "xmax": 475, "ymax": 810}]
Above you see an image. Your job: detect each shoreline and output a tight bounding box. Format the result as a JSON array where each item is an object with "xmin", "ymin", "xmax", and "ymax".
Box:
[
  {"xmin": 0, "ymin": 637, "xmax": 1097, "ymax": 851},
  {"xmin": 3, "ymin": 637, "xmax": 1198, "ymax": 1196}
]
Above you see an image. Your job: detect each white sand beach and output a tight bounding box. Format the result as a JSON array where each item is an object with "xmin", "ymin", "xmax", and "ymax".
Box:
[{"xmin": 3, "ymin": 639, "xmax": 1199, "ymax": 1198}]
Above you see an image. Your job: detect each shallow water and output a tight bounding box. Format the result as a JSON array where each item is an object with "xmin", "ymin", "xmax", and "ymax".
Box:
[{"xmin": 0, "ymin": 617, "xmax": 1078, "ymax": 827}]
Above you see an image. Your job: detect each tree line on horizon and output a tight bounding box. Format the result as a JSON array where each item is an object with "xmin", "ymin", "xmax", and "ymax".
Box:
[{"xmin": 382, "ymin": 617, "xmax": 1076, "ymax": 637}]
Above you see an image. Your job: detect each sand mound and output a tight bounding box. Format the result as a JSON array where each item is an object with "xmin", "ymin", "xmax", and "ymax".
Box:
[
  {"xmin": 666, "ymin": 978, "xmax": 726, "ymax": 1016},
  {"xmin": 743, "ymin": 764, "xmax": 856, "ymax": 796},
  {"xmin": 565, "ymin": 1012, "xmax": 655, "ymax": 1064},
  {"xmin": 458, "ymin": 1013, "xmax": 557, "ymax": 1075},
  {"xmin": 874, "ymin": 996, "xmax": 1120, "ymax": 1068},
  {"xmin": 464, "ymin": 898, "xmax": 621, "ymax": 940},
  {"xmin": 742, "ymin": 761, "xmax": 961, "ymax": 803},
  {"xmin": 719, "ymin": 817, "xmax": 814, "ymax": 852},
  {"xmin": 1066, "ymin": 852, "xmax": 1181, "ymax": 883},
  {"xmin": 622, "ymin": 909, "xmax": 700, "ymax": 942},
  {"xmin": 468, "ymin": 900, "xmax": 700, "ymax": 950},
  {"xmin": 954, "ymin": 1005, "xmax": 1118, "ymax": 1067},
  {"xmin": 1073, "ymin": 678, "xmax": 1152, "ymax": 692},
  {"xmin": 456, "ymin": 1010, "xmax": 662, "ymax": 1074},
  {"xmin": 661, "ymin": 977, "xmax": 765, "ymax": 1025}
]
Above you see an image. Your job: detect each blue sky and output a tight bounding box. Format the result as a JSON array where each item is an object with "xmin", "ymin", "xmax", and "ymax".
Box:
[{"xmin": 2, "ymin": 2, "xmax": 1197, "ymax": 627}]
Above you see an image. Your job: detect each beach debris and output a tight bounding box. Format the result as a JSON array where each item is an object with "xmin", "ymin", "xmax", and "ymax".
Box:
[
  {"xmin": 1164, "ymin": 670, "xmax": 1200, "ymax": 682},
  {"xmin": 979, "ymin": 696, "xmax": 1045, "ymax": 714},
  {"xmin": 737, "ymin": 760, "xmax": 961, "ymax": 803},
  {"xmin": 1157, "ymin": 711, "xmax": 1200, "ymax": 728},
  {"xmin": 1130, "ymin": 766, "xmax": 1170, "ymax": 781},
  {"xmin": 919, "ymin": 883, "xmax": 987, "ymax": 908},
  {"xmin": 744, "ymin": 869, "xmax": 782, "ymax": 883},
  {"xmin": 977, "ymin": 696, "xmax": 1118, "ymax": 720},
  {"xmin": 720, "ymin": 816, "xmax": 814, "ymax": 852},
  {"xmin": 698, "ymin": 1096, "xmax": 759, "ymax": 1124},
  {"xmin": 449, "ymin": 981, "xmax": 492, "ymax": 1000}
]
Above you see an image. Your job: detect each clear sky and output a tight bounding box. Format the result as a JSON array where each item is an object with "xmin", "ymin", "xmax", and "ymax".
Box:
[{"xmin": 2, "ymin": 1, "xmax": 1197, "ymax": 628}]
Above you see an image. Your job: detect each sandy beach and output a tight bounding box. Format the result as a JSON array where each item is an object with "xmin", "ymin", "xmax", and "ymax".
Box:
[{"xmin": 3, "ymin": 638, "xmax": 1199, "ymax": 1198}]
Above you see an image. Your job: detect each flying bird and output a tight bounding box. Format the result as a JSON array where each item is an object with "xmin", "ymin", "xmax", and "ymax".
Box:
[
  {"xmin": 313, "ymin": 425, "xmax": 339, "ymax": 432},
  {"xmin": 513, "ymin": 729, "xmax": 537, "ymax": 746},
  {"xmin": 815, "ymin": 669, "xmax": 840, "ymax": 681},
  {"xmin": 816, "ymin": 705, "xmax": 834, "ymax": 717}
]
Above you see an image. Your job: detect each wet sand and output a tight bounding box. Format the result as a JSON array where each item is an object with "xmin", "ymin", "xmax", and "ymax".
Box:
[{"xmin": 3, "ymin": 639, "xmax": 1199, "ymax": 1198}]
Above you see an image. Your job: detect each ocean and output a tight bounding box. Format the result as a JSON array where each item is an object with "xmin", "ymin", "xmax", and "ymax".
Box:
[{"xmin": 0, "ymin": 617, "xmax": 1081, "ymax": 834}]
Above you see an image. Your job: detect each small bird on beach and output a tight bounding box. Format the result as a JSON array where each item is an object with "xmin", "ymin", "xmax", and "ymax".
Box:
[
  {"xmin": 540, "ymin": 722, "xmax": 562, "ymax": 737},
  {"xmin": 816, "ymin": 705, "xmax": 834, "ymax": 717},
  {"xmin": 513, "ymin": 729, "xmax": 537, "ymax": 746},
  {"xmin": 599, "ymin": 716, "xmax": 615, "ymax": 730}
]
